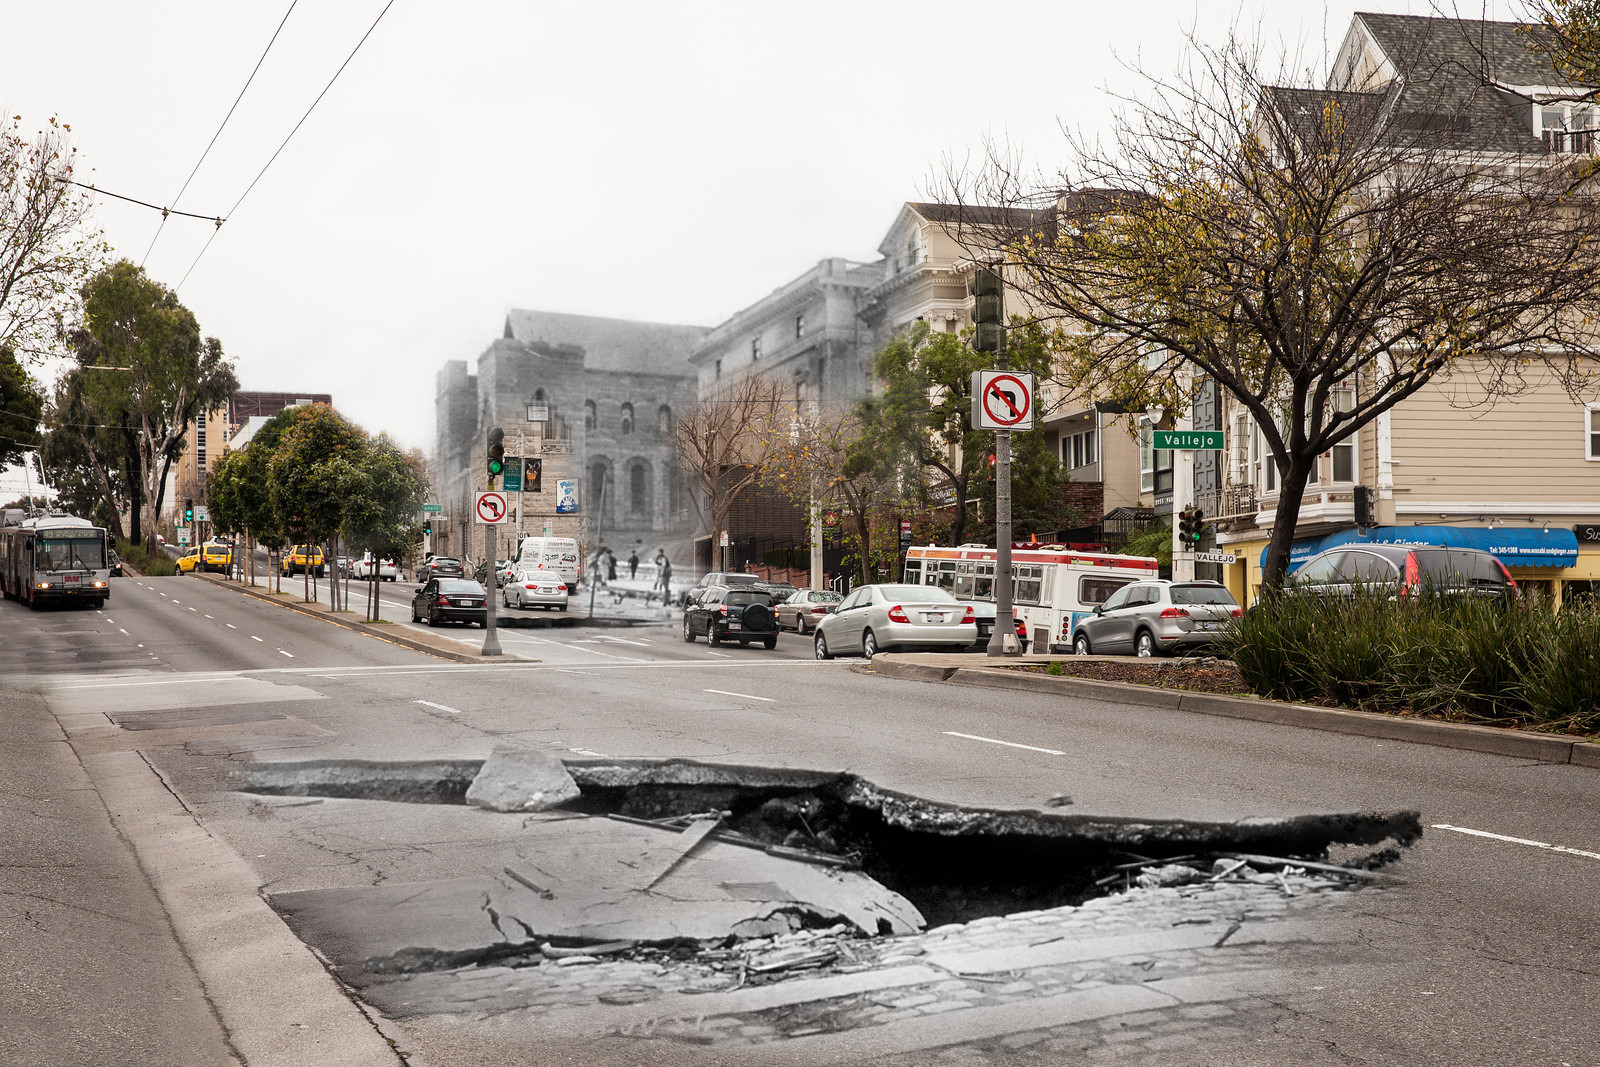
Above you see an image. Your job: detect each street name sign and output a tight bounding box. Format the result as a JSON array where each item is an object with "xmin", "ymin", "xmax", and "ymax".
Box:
[
  {"xmin": 475, "ymin": 491, "xmax": 509, "ymax": 525},
  {"xmin": 422, "ymin": 503, "xmax": 443, "ymax": 513},
  {"xmin": 1195, "ymin": 551, "xmax": 1237, "ymax": 564},
  {"xmin": 1154, "ymin": 430, "xmax": 1225, "ymax": 450}
]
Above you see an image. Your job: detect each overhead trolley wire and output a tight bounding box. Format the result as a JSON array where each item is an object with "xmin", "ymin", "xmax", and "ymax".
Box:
[
  {"xmin": 176, "ymin": 0, "xmax": 397, "ymax": 292},
  {"xmin": 141, "ymin": 0, "xmax": 301, "ymax": 267}
]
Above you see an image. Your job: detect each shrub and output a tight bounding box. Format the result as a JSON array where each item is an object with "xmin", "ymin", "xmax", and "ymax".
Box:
[{"xmin": 116, "ymin": 538, "xmax": 176, "ymax": 576}]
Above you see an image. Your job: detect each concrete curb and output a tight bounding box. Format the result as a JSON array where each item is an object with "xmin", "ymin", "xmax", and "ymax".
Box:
[{"xmin": 874, "ymin": 655, "xmax": 1598, "ymax": 768}]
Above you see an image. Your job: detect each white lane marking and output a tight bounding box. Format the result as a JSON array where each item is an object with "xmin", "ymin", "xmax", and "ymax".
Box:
[
  {"xmin": 705, "ymin": 688, "xmax": 776, "ymax": 703},
  {"xmin": 189, "ymin": 607, "xmax": 198, "ymax": 612},
  {"xmin": 597, "ymin": 634, "xmax": 652, "ymax": 647},
  {"xmin": 204, "ymin": 614, "xmax": 213, "ymax": 619},
  {"xmin": 250, "ymin": 635, "xmax": 263, "ymax": 642},
  {"xmin": 278, "ymin": 650, "xmax": 294, "ymax": 658},
  {"xmin": 226, "ymin": 623, "xmax": 237, "ymax": 629},
  {"xmin": 119, "ymin": 628, "xmax": 129, "ymax": 635},
  {"xmin": 704, "ymin": 650, "xmax": 731, "ymax": 659},
  {"xmin": 553, "ymin": 669, "xmax": 595, "ymax": 675},
  {"xmin": 944, "ymin": 731, "xmax": 1065, "ymax": 756},
  {"xmin": 415, "ymin": 699, "xmax": 462, "ymax": 714},
  {"xmin": 1432, "ymin": 823, "xmax": 1600, "ymax": 862}
]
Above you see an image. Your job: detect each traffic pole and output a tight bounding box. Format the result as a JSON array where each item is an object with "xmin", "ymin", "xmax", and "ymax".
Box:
[{"xmin": 482, "ymin": 489, "xmax": 502, "ymax": 657}]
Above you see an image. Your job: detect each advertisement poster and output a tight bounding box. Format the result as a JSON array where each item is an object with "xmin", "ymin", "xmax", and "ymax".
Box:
[{"xmin": 555, "ymin": 479, "xmax": 578, "ymax": 513}]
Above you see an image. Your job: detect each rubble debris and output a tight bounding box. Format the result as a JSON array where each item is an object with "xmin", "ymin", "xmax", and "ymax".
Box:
[
  {"xmin": 641, "ymin": 814, "xmax": 725, "ymax": 890},
  {"xmin": 466, "ymin": 746, "xmax": 579, "ymax": 813}
]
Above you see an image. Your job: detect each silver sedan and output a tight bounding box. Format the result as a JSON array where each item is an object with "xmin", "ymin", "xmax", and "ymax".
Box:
[
  {"xmin": 812, "ymin": 584, "xmax": 977, "ymax": 661},
  {"xmin": 503, "ymin": 566, "xmax": 570, "ymax": 610}
]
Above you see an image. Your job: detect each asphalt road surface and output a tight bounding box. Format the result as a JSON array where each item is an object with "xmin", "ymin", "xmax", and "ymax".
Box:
[{"xmin": 5, "ymin": 571, "xmax": 1599, "ymax": 1065}]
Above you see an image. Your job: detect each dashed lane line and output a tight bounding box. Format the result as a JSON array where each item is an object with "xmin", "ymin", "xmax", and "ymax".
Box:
[
  {"xmin": 415, "ymin": 699, "xmax": 461, "ymax": 714},
  {"xmin": 705, "ymin": 688, "xmax": 776, "ymax": 703},
  {"xmin": 944, "ymin": 731, "xmax": 1065, "ymax": 756},
  {"xmin": 1432, "ymin": 823, "xmax": 1600, "ymax": 862}
]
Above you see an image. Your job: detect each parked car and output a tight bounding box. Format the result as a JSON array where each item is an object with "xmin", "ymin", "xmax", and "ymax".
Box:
[
  {"xmin": 965, "ymin": 600, "xmax": 1030, "ymax": 652},
  {"xmin": 1071, "ymin": 579, "xmax": 1241, "ymax": 657},
  {"xmin": 776, "ymin": 588, "xmax": 843, "ymax": 634},
  {"xmin": 410, "ymin": 577, "xmax": 488, "ymax": 627},
  {"xmin": 335, "ymin": 555, "xmax": 354, "ymax": 577},
  {"xmin": 175, "ymin": 547, "xmax": 201, "ymax": 574},
  {"xmin": 280, "ymin": 544, "xmax": 325, "ymax": 578},
  {"xmin": 679, "ymin": 571, "xmax": 760, "ymax": 608},
  {"xmin": 1286, "ymin": 544, "xmax": 1518, "ymax": 604},
  {"xmin": 107, "ymin": 549, "xmax": 123, "ymax": 577},
  {"xmin": 813, "ymin": 584, "xmax": 978, "ymax": 661},
  {"xmin": 504, "ymin": 566, "xmax": 569, "ymax": 610},
  {"xmin": 352, "ymin": 555, "xmax": 400, "ymax": 582},
  {"xmin": 418, "ymin": 556, "xmax": 464, "ymax": 583},
  {"xmin": 683, "ymin": 585, "xmax": 780, "ymax": 648},
  {"xmin": 756, "ymin": 580, "xmax": 799, "ymax": 602}
]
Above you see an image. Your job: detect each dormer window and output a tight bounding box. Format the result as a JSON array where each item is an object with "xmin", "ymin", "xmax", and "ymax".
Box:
[{"xmin": 1537, "ymin": 102, "xmax": 1599, "ymax": 153}]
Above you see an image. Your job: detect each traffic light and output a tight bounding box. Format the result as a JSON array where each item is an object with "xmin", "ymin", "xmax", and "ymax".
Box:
[
  {"xmin": 486, "ymin": 426, "xmax": 505, "ymax": 482},
  {"xmin": 1354, "ymin": 484, "xmax": 1375, "ymax": 527},
  {"xmin": 970, "ymin": 266, "xmax": 1003, "ymax": 353},
  {"xmin": 526, "ymin": 457, "xmax": 543, "ymax": 493},
  {"xmin": 1178, "ymin": 506, "xmax": 1194, "ymax": 543},
  {"xmin": 184, "ymin": 499, "xmax": 194, "ymax": 524},
  {"xmin": 422, "ymin": 519, "xmax": 431, "ymax": 537},
  {"xmin": 1190, "ymin": 508, "xmax": 1206, "ymax": 545}
]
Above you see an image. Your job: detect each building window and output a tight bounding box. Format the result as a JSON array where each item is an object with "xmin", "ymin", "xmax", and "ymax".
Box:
[
  {"xmin": 620, "ymin": 402, "xmax": 634, "ymax": 435},
  {"xmin": 795, "ymin": 313, "xmax": 805, "ymax": 339},
  {"xmin": 629, "ymin": 462, "xmax": 648, "ymax": 515},
  {"xmin": 658, "ymin": 404, "xmax": 672, "ymax": 434},
  {"xmin": 1329, "ymin": 382, "xmax": 1355, "ymax": 483},
  {"xmin": 1139, "ymin": 419, "xmax": 1154, "ymax": 493},
  {"xmin": 1232, "ymin": 411, "xmax": 1251, "ymax": 484},
  {"xmin": 584, "ymin": 399, "xmax": 597, "ymax": 431},
  {"xmin": 751, "ymin": 336, "xmax": 763, "ymax": 361},
  {"xmin": 1538, "ymin": 102, "xmax": 1600, "ymax": 154},
  {"xmin": 714, "ymin": 358, "xmax": 722, "ymax": 379},
  {"xmin": 1588, "ymin": 404, "xmax": 1600, "ymax": 460},
  {"xmin": 1062, "ymin": 428, "xmax": 1097, "ymax": 469}
]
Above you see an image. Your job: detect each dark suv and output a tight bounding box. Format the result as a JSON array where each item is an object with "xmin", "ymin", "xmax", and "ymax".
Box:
[
  {"xmin": 683, "ymin": 585, "xmax": 780, "ymax": 649},
  {"xmin": 1288, "ymin": 544, "xmax": 1518, "ymax": 603},
  {"xmin": 418, "ymin": 556, "xmax": 464, "ymax": 583},
  {"xmin": 679, "ymin": 571, "xmax": 760, "ymax": 608}
]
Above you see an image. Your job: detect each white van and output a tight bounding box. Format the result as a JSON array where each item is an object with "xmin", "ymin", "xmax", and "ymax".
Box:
[{"xmin": 515, "ymin": 536, "xmax": 581, "ymax": 585}]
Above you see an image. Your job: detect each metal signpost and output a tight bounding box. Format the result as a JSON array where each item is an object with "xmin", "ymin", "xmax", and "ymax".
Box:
[{"xmin": 476, "ymin": 489, "xmax": 508, "ymax": 656}]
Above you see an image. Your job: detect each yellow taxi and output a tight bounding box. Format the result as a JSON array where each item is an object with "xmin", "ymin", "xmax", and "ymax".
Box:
[
  {"xmin": 199, "ymin": 541, "xmax": 232, "ymax": 573},
  {"xmin": 176, "ymin": 547, "xmax": 202, "ymax": 573},
  {"xmin": 280, "ymin": 544, "xmax": 325, "ymax": 578}
]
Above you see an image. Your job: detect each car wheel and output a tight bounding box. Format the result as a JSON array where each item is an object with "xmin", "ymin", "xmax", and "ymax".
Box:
[
  {"xmin": 708, "ymin": 628, "xmax": 722, "ymax": 647},
  {"xmin": 1073, "ymin": 632, "xmax": 1091, "ymax": 656},
  {"xmin": 862, "ymin": 629, "xmax": 879, "ymax": 661},
  {"xmin": 762, "ymin": 635, "xmax": 777, "ymax": 650},
  {"xmin": 683, "ymin": 615, "xmax": 695, "ymax": 642},
  {"xmin": 814, "ymin": 632, "xmax": 832, "ymax": 660},
  {"xmin": 426, "ymin": 609, "xmax": 437, "ymax": 627},
  {"xmin": 795, "ymin": 614, "xmax": 808, "ymax": 635},
  {"xmin": 1135, "ymin": 630, "xmax": 1157, "ymax": 658}
]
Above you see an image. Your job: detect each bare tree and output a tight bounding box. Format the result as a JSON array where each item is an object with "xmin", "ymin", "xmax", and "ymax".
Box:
[
  {"xmin": 670, "ymin": 373, "xmax": 784, "ymax": 571},
  {"xmin": 941, "ymin": 24, "xmax": 1600, "ymax": 588},
  {"xmin": 0, "ymin": 115, "xmax": 103, "ymax": 363}
]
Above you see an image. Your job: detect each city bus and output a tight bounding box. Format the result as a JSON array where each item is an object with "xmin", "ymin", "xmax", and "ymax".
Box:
[
  {"xmin": 902, "ymin": 544, "xmax": 1159, "ymax": 653},
  {"xmin": 0, "ymin": 511, "xmax": 112, "ymax": 609}
]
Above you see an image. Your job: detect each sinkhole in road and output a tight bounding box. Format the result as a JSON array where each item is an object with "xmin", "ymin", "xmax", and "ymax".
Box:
[{"xmin": 241, "ymin": 756, "xmax": 1420, "ymax": 929}]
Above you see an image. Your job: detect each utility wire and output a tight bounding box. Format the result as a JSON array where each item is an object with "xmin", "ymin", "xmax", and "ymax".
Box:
[
  {"xmin": 55, "ymin": 179, "xmax": 224, "ymax": 224},
  {"xmin": 141, "ymin": 0, "xmax": 300, "ymax": 267},
  {"xmin": 177, "ymin": 0, "xmax": 397, "ymax": 292}
]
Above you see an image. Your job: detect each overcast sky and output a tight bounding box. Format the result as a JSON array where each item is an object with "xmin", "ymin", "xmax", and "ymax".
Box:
[{"xmin": 3, "ymin": 0, "xmax": 1510, "ymax": 499}]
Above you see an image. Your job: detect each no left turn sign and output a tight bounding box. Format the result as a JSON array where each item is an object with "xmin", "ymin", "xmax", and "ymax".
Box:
[
  {"xmin": 475, "ymin": 491, "xmax": 509, "ymax": 524},
  {"xmin": 972, "ymin": 371, "xmax": 1035, "ymax": 430}
]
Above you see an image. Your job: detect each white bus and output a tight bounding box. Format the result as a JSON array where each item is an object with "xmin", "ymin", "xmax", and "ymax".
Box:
[{"xmin": 902, "ymin": 544, "xmax": 1159, "ymax": 654}]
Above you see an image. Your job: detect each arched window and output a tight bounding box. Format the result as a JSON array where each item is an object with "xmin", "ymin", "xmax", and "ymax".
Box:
[
  {"xmin": 657, "ymin": 404, "xmax": 672, "ymax": 434},
  {"xmin": 620, "ymin": 402, "xmax": 635, "ymax": 435},
  {"xmin": 629, "ymin": 461, "xmax": 649, "ymax": 515},
  {"xmin": 584, "ymin": 399, "xmax": 597, "ymax": 431}
]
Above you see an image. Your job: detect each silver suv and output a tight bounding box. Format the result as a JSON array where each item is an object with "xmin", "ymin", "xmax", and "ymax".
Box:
[{"xmin": 1071, "ymin": 579, "xmax": 1240, "ymax": 657}]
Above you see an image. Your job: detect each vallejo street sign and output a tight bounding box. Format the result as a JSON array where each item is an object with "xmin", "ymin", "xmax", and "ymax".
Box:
[{"xmin": 1153, "ymin": 430, "xmax": 1225, "ymax": 450}]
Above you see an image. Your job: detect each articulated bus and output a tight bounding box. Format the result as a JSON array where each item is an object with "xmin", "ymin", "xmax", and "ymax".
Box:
[
  {"xmin": 0, "ymin": 510, "xmax": 112, "ymax": 609},
  {"xmin": 902, "ymin": 544, "xmax": 1159, "ymax": 653}
]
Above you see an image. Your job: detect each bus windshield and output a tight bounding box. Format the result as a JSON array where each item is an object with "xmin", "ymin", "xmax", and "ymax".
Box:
[{"xmin": 36, "ymin": 535, "xmax": 106, "ymax": 571}]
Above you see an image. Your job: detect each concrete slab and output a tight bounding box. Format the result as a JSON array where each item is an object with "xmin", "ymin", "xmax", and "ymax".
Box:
[{"xmin": 465, "ymin": 744, "xmax": 580, "ymax": 812}]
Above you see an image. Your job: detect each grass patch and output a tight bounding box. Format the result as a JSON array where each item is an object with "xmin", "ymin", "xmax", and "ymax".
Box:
[{"xmin": 116, "ymin": 539, "xmax": 175, "ymax": 576}]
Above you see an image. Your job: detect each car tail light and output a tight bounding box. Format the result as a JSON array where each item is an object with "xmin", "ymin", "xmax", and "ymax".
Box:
[
  {"xmin": 888, "ymin": 605, "xmax": 910, "ymax": 623},
  {"xmin": 1402, "ymin": 554, "xmax": 1421, "ymax": 596},
  {"xmin": 524, "ymin": 583, "xmax": 537, "ymax": 590},
  {"xmin": 557, "ymin": 584, "xmax": 567, "ymax": 592},
  {"xmin": 1230, "ymin": 607, "xmax": 1242, "ymax": 617},
  {"xmin": 810, "ymin": 605, "xmax": 826, "ymax": 614},
  {"xmin": 1495, "ymin": 561, "xmax": 1518, "ymax": 594},
  {"xmin": 718, "ymin": 605, "xmax": 729, "ymax": 616},
  {"xmin": 1159, "ymin": 607, "xmax": 1190, "ymax": 618},
  {"xmin": 1015, "ymin": 617, "xmax": 1028, "ymax": 639},
  {"xmin": 437, "ymin": 595, "xmax": 451, "ymax": 606},
  {"xmin": 961, "ymin": 605, "xmax": 975, "ymax": 623}
]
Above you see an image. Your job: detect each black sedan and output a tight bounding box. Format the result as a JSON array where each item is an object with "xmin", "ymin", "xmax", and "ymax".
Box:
[
  {"xmin": 411, "ymin": 578, "xmax": 488, "ymax": 627},
  {"xmin": 418, "ymin": 556, "xmax": 465, "ymax": 583}
]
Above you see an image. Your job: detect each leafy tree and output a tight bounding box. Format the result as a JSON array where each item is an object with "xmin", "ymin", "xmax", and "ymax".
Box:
[
  {"xmin": 946, "ymin": 28, "xmax": 1600, "ymax": 588},
  {"xmin": 869, "ymin": 319, "xmax": 1070, "ymax": 548},
  {"xmin": 268, "ymin": 404, "xmax": 365, "ymax": 603},
  {"xmin": 0, "ymin": 115, "xmax": 105, "ymax": 363},
  {"xmin": 39, "ymin": 366, "xmax": 128, "ymax": 537},
  {"xmin": 69, "ymin": 260, "xmax": 236, "ymax": 552},
  {"xmin": 0, "ymin": 345, "xmax": 42, "ymax": 467},
  {"xmin": 337, "ymin": 437, "xmax": 427, "ymax": 620}
]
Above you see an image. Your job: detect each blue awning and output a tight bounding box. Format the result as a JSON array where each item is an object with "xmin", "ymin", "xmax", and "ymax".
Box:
[{"xmin": 1262, "ymin": 525, "xmax": 1580, "ymax": 573}]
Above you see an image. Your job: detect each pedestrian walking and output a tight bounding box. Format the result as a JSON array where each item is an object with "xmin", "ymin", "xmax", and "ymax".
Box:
[
  {"xmin": 606, "ymin": 549, "xmax": 618, "ymax": 582},
  {"xmin": 628, "ymin": 549, "xmax": 639, "ymax": 579}
]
